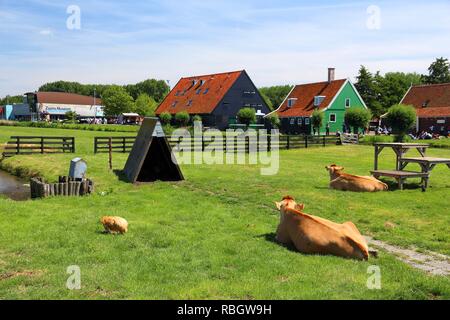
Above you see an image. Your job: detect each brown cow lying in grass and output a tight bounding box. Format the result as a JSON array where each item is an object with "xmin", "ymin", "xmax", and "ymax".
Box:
[
  {"xmin": 326, "ymin": 164, "xmax": 388, "ymax": 192},
  {"xmin": 275, "ymin": 196, "xmax": 369, "ymax": 261}
]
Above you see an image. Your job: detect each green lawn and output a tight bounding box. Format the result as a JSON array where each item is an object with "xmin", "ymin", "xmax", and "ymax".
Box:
[{"xmin": 0, "ymin": 127, "xmax": 449, "ymax": 300}]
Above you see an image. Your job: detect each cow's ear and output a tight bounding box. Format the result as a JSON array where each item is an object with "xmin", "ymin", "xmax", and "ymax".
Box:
[
  {"xmin": 275, "ymin": 202, "xmax": 282, "ymax": 210},
  {"xmin": 295, "ymin": 203, "xmax": 305, "ymax": 211}
]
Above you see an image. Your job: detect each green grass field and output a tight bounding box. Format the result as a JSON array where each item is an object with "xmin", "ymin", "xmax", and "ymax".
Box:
[{"xmin": 0, "ymin": 126, "xmax": 449, "ymax": 300}]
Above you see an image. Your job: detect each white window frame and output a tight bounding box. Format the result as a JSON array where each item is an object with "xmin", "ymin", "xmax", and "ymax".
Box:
[
  {"xmin": 329, "ymin": 113, "xmax": 337, "ymax": 123},
  {"xmin": 314, "ymin": 96, "xmax": 325, "ymax": 107},
  {"xmin": 298, "ymin": 117, "xmax": 303, "ymax": 125},
  {"xmin": 288, "ymin": 98, "xmax": 298, "ymax": 108},
  {"xmin": 345, "ymin": 98, "xmax": 351, "ymax": 108},
  {"xmin": 305, "ymin": 118, "xmax": 310, "ymax": 125},
  {"xmin": 290, "ymin": 118, "xmax": 295, "ymax": 125}
]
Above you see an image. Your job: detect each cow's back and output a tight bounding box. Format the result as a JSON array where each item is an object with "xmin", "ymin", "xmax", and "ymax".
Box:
[{"xmin": 285, "ymin": 212, "xmax": 368, "ymax": 260}]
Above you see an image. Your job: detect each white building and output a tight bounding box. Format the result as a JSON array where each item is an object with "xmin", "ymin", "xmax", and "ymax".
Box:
[{"xmin": 25, "ymin": 92, "xmax": 104, "ymax": 120}]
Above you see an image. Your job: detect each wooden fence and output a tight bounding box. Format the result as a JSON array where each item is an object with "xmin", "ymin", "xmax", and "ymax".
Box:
[
  {"xmin": 2, "ymin": 136, "xmax": 75, "ymax": 158},
  {"xmin": 94, "ymin": 135, "xmax": 339, "ymax": 154},
  {"xmin": 30, "ymin": 176, "xmax": 94, "ymax": 199},
  {"xmin": 94, "ymin": 136, "xmax": 136, "ymax": 154}
]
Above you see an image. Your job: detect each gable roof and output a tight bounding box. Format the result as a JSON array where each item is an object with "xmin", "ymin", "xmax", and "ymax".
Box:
[
  {"xmin": 401, "ymin": 83, "xmax": 450, "ymax": 117},
  {"xmin": 31, "ymin": 92, "xmax": 102, "ymax": 106},
  {"xmin": 156, "ymin": 70, "xmax": 244, "ymax": 115},
  {"xmin": 274, "ymin": 79, "xmax": 347, "ymax": 118}
]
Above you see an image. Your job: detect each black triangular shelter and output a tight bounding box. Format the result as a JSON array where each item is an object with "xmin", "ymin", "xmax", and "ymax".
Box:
[{"xmin": 123, "ymin": 117, "xmax": 184, "ymax": 183}]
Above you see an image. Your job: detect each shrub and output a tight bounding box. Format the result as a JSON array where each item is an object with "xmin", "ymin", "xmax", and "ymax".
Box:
[
  {"xmin": 385, "ymin": 104, "xmax": 417, "ymax": 142},
  {"xmin": 159, "ymin": 112, "xmax": 172, "ymax": 125},
  {"xmin": 311, "ymin": 110, "xmax": 324, "ymax": 135},
  {"xmin": 345, "ymin": 108, "xmax": 372, "ymax": 134},
  {"xmin": 266, "ymin": 113, "xmax": 280, "ymax": 129},
  {"xmin": 192, "ymin": 115, "xmax": 202, "ymax": 123},
  {"xmin": 237, "ymin": 108, "xmax": 256, "ymax": 126},
  {"xmin": 65, "ymin": 111, "xmax": 79, "ymax": 124},
  {"xmin": 175, "ymin": 111, "xmax": 190, "ymax": 127}
]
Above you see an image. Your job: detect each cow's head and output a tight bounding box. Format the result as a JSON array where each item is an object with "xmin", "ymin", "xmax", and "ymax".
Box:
[
  {"xmin": 325, "ymin": 164, "xmax": 345, "ymax": 174},
  {"xmin": 275, "ymin": 196, "xmax": 305, "ymax": 212}
]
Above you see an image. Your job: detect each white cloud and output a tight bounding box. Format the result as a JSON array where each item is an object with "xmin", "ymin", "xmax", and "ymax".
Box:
[{"xmin": 39, "ymin": 29, "xmax": 53, "ymax": 36}]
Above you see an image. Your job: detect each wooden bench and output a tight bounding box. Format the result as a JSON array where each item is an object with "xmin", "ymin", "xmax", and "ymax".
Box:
[{"xmin": 371, "ymin": 170, "xmax": 430, "ymax": 191}]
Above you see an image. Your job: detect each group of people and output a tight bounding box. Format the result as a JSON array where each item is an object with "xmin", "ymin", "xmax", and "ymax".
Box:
[{"xmin": 376, "ymin": 126, "xmax": 392, "ymax": 135}]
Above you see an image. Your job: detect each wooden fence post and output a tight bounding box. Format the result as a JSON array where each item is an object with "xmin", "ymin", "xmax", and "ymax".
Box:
[
  {"xmin": 16, "ymin": 137, "xmax": 20, "ymax": 155},
  {"xmin": 94, "ymin": 137, "xmax": 98, "ymax": 154},
  {"xmin": 109, "ymin": 137, "xmax": 113, "ymax": 170},
  {"xmin": 305, "ymin": 135, "xmax": 308, "ymax": 149},
  {"xmin": 40, "ymin": 137, "xmax": 44, "ymax": 154},
  {"xmin": 122, "ymin": 137, "xmax": 126, "ymax": 153},
  {"xmin": 323, "ymin": 135, "xmax": 326, "ymax": 147},
  {"xmin": 287, "ymin": 135, "xmax": 290, "ymax": 150}
]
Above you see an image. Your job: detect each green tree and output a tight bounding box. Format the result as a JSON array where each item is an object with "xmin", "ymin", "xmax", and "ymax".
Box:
[
  {"xmin": 159, "ymin": 112, "xmax": 172, "ymax": 125},
  {"xmin": 375, "ymin": 72, "xmax": 422, "ymax": 114},
  {"xmin": 259, "ymin": 91, "xmax": 274, "ymax": 111},
  {"xmin": 385, "ymin": 104, "xmax": 417, "ymax": 142},
  {"xmin": 135, "ymin": 94, "xmax": 158, "ymax": 116},
  {"xmin": 0, "ymin": 95, "xmax": 23, "ymax": 105},
  {"xmin": 355, "ymin": 66, "xmax": 380, "ymax": 117},
  {"xmin": 311, "ymin": 110, "xmax": 324, "ymax": 136},
  {"xmin": 192, "ymin": 115, "xmax": 202, "ymax": 123},
  {"xmin": 102, "ymin": 86, "xmax": 135, "ymax": 117},
  {"xmin": 259, "ymin": 85, "xmax": 293, "ymax": 111},
  {"xmin": 344, "ymin": 109, "xmax": 372, "ymax": 134},
  {"xmin": 237, "ymin": 108, "xmax": 256, "ymax": 125},
  {"xmin": 38, "ymin": 78, "xmax": 170, "ymax": 103},
  {"xmin": 65, "ymin": 111, "xmax": 79, "ymax": 123},
  {"xmin": 175, "ymin": 111, "xmax": 190, "ymax": 127},
  {"xmin": 422, "ymin": 57, "xmax": 450, "ymax": 84},
  {"xmin": 266, "ymin": 113, "xmax": 280, "ymax": 129}
]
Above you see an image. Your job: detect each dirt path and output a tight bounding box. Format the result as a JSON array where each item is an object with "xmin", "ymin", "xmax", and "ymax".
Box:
[{"xmin": 366, "ymin": 237, "xmax": 450, "ymax": 276}]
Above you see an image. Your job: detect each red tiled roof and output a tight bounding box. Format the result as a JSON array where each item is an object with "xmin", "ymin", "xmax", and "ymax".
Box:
[
  {"xmin": 416, "ymin": 107, "xmax": 450, "ymax": 118},
  {"xmin": 156, "ymin": 70, "xmax": 244, "ymax": 115},
  {"xmin": 33, "ymin": 92, "xmax": 102, "ymax": 106},
  {"xmin": 276, "ymin": 79, "xmax": 347, "ymax": 118},
  {"xmin": 402, "ymin": 83, "xmax": 450, "ymax": 118}
]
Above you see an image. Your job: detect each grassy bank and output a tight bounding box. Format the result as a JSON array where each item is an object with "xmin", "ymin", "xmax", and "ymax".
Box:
[{"xmin": 0, "ymin": 126, "xmax": 449, "ymax": 299}]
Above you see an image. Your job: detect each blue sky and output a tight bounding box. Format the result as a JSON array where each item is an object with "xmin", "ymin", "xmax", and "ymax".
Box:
[{"xmin": 0, "ymin": 0, "xmax": 449, "ymax": 97}]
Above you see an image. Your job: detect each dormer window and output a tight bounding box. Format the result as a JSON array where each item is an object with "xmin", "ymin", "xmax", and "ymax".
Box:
[
  {"xmin": 422, "ymin": 100, "xmax": 430, "ymax": 108},
  {"xmin": 287, "ymin": 98, "xmax": 297, "ymax": 108},
  {"xmin": 187, "ymin": 100, "xmax": 193, "ymax": 107},
  {"xmin": 172, "ymin": 101, "xmax": 178, "ymax": 108},
  {"xmin": 314, "ymin": 96, "xmax": 325, "ymax": 107}
]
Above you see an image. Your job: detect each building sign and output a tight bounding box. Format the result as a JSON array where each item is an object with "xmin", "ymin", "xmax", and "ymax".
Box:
[
  {"xmin": 46, "ymin": 107, "xmax": 72, "ymax": 115},
  {"xmin": 437, "ymin": 119, "xmax": 446, "ymax": 124}
]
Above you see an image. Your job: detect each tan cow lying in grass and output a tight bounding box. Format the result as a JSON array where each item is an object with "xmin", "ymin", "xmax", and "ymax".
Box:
[
  {"xmin": 326, "ymin": 164, "xmax": 388, "ymax": 192},
  {"xmin": 275, "ymin": 196, "xmax": 369, "ymax": 261}
]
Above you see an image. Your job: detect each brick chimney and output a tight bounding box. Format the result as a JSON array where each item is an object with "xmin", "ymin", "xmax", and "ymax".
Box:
[{"xmin": 328, "ymin": 68, "xmax": 335, "ymax": 83}]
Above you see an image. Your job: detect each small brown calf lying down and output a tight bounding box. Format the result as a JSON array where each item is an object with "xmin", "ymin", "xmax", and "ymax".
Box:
[
  {"xmin": 326, "ymin": 164, "xmax": 388, "ymax": 192},
  {"xmin": 101, "ymin": 216, "xmax": 129, "ymax": 234},
  {"xmin": 275, "ymin": 196, "xmax": 369, "ymax": 261}
]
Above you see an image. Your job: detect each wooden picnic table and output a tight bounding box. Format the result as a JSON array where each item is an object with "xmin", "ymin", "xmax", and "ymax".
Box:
[
  {"xmin": 374, "ymin": 143, "xmax": 430, "ymax": 171},
  {"xmin": 372, "ymin": 143, "xmax": 450, "ymax": 191}
]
